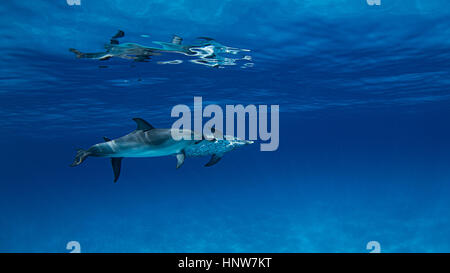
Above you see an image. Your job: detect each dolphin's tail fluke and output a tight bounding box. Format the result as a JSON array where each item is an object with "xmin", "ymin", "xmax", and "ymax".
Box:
[{"xmin": 70, "ymin": 149, "xmax": 91, "ymax": 167}]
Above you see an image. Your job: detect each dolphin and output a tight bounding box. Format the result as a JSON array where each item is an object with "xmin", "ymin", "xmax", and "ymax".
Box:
[
  {"xmin": 152, "ymin": 35, "xmax": 199, "ymax": 56},
  {"xmin": 70, "ymin": 118, "xmax": 201, "ymax": 182},
  {"xmin": 69, "ymin": 31, "xmax": 250, "ymax": 68},
  {"xmin": 69, "ymin": 30, "xmax": 162, "ymax": 62},
  {"xmin": 70, "ymin": 118, "xmax": 252, "ymax": 182},
  {"xmin": 71, "ymin": 118, "xmax": 253, "ymax": 182},
  {"xmin": 154, "ymin": 36, "xmax": 250, "ymax": 68},
  {"xmin": 184, "ymin": 128, "xmax": 253, "ymax": 167}
]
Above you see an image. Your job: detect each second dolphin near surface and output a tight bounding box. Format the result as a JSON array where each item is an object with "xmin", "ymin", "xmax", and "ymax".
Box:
[
  {"xmin": 69, "ymin": 30, "xmax": 252, "ymax": 68},
  {"xmin": 70, "ymin": 118, "xmax": 252, "ymax": 182}
]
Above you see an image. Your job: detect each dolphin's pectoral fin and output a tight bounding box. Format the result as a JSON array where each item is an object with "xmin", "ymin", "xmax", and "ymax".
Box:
[
  {"xmin": 176, "ymin": 151, "xmax": 185, "ymax": 169},
  {"xmin": 103, "ymin": 136, "xmax": 111, "ymax": 142},
  {"xmin": 132, "ymin": 118, "xmax": 155, "ymax": 131},
  {"xmin": 204, "ymin": 154, "xmax": 223, "ymax": 167},
  {"xmin": 111, "ymin": 157, "xmax": 123, "ymax": 183}
]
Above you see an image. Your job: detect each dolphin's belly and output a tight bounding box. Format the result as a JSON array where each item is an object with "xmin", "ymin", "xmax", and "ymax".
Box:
[
  {"xmin": 90, "ymin": 138, "xmax": 189, "ymax": 158},
  {"xmin": 114, "ymin": 145, "xmax": 179, "ymax": 157},
  {"xmin": 88, "ymin": 129, "xmax": 198, "ymax": 158}
]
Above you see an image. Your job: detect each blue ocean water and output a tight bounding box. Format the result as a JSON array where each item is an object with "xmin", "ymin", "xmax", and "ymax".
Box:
[{"xmin": 1, "ymin": 0, "xmax": 450, "ymax": 253}]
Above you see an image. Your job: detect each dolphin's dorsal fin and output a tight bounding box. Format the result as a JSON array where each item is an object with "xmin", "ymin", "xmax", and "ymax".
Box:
[
  {"xmin": 171, "ymin": 35, "xmax": 183, "ymax": 45},
  {"xmin": 132, "ymin": 118, "xmax": 155, "ymax": 131},
  {"xmin": 205, "ymin": 154, "xmax": 223, "ymax": 167},
  {"xmin": 103, "ymin": 136, "xmax": 111, "ymax": 142},
  {"xmin": 111, "ymin": 157, "xmax": 123, "ymax": 183},
  {"xmin": 176, "ymin": 151, "xmax": 185, "ymax": 169},
  {"xmin": 110, "ymin": 30, "xmax": 124, "ymax": 45},
  {"xmin": 112, "ymin": 30, "xmax": 125, "ymax": 39}
]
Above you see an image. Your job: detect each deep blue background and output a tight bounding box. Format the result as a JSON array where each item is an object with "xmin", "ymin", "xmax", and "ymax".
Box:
[{"xmin": 1, "ymin": 0, "xmax": 450, "ymax": 252}]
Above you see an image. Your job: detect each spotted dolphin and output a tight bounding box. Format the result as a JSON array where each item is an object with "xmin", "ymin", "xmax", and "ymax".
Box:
[{"xmin": 184, "ymin": 128, "xmax": 253, "ymax": 167}]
